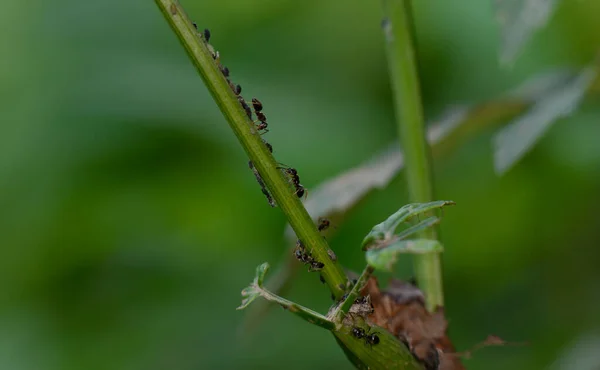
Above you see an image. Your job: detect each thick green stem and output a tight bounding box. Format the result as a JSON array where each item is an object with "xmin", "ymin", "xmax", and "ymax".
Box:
[
  {"xmin": 154, "ymin": 0, "xmax": 347, "ymax": 298},
  {"xmin": 381, "ymin": 0, "xmax": 442, "ymax": 311}
]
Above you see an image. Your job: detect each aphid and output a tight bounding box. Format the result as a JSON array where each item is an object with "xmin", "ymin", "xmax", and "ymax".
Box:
[
  {"xmin": 261, "ymin": 188, "xmax": 276, "ymax": 207},
  {"xmin": 294, "ymin": 239, "xmax": 323, "ymax": 271},
  {"xmin": 293, "ymin": 240, "xmax": 310, "ymax": 263},
  {"xmin": 203, "ymin": 28, "xmax": 211, "ymax": 42},
  {"xmin": 192, "ymin": 22, "xmax": 198, "ymax": 30},
  {"xmin": 309, "ymin": 260, "xmax": 324, "ymax": 271},
  {"xmin": 249, "ymin": 161, "xmax": 276, "ymax": 207},
  {"xmin": 221, "ymin": 66, "xmax": 230, "ymax": 77},
  {"xmin": 251, "ymin": 98, "xmax": 263, "ymax": 112},
  {"xmin": 234, "ymin": 84, "xmax": 242, "ymax": 95},
  {"xmin": 238, "ymin": 97, "xmax": 252, "ymax": 119},
  {"xmin": 354, "ymin": 297, "xmax": 367, "ymax": 305},
  {"xmin": 319, "ymin": 274, "xmax": 326, "ymax": 284},
  {"xmin": 349, "ymin": 295, "xmax": 374, "ymax": 318},
  {"xmin": 327, "ymin": 249, "xmax": 337, "ymax": 262},
  {"xmin": 262, "ymin": 140, "xmax": 273, "ymax": 153},
  {"xmin": 317, "ymin": 218, "xmax": 331, "ymax": 232}
]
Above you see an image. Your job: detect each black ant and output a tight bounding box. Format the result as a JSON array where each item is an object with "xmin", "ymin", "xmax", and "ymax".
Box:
[
  {"xmin": 249, "ymin": 98, "xmax": 268, "ymax": 134},
  {"xmin": 251, "ymin": 98, "xmax": 263, "ymax": 112},
  {"xmin": 351, "ymin": 326, "xmax": 380, "ymax": 347},
  {"xmin": 255, "ymin": 111, "xmax": 267, "ymax": 123},
  {"xmin": 255, "ymin": 121, "xmax": 268, "ymax": 134},
  {"xmin": 351, "ymin": 327, "xmax": 365, "ymax": 340},
  {"xmin": 278, "ymin": 166, "xmax": 306, "ymax": 199},
  {"xmin": 365, "ymin": 333, "xmax": 380, "ymax": 346}
]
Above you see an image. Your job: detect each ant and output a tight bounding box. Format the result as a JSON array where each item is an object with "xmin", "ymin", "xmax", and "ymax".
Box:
[
  {"xmin": 365, "ymin": 332, "xmax": 380, "ymax": 346},
  {"xmin": 250, "ymin": 98, "xmax": 268, "ymax": 134},
  {"xmin": 351, "ymin": 326, "xmax": 380, "ymax": 347},
  {"xmin": 351, "ymin": 327, "xmax": 365, "ymax": 340},
  {"xmin": 277, "ymin": 166, "xmax": 306, "ymax": 199},
  {"xmin": 251, "ymin": 98, "xmax": 263, "ymax": 112},
  {"xmin": 255, "ymin": 119, "xmax": 268, "ymax": 134}
]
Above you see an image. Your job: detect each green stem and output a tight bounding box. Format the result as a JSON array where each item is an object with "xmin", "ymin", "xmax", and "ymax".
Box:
[
  {"xmin": 258, "ymin": 288, "xmax": 335, "ymax": 330},
  {"xmin": 154, "ymin": 0, "xmax": 347, "ymax": 298},
  {"xmin": 333, "ymin": 265, "xmax": 375, "ymax": 321},
  {"xmin": 381, "ymin": 0, "xmax": 442, "ymax": 310}
]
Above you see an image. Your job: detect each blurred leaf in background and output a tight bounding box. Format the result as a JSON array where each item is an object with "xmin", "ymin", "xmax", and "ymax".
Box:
[{"xmin": 1, "ymin": 0, "xmax": 600, "ymax": 369}]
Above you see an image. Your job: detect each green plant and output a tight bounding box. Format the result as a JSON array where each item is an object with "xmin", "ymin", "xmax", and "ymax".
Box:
[{"xmin": 153, "ymin": 0, "xmax": 599, "ymax": 368}]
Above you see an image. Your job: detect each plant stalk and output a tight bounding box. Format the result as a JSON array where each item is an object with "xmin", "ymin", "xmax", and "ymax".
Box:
[
  {"xmin": 154, "ymin": 0, "xmax": 347, "ymax": 298},
  {"xmin": 381, "ymin": 0, "xmax": 443, "ymax": 311}
]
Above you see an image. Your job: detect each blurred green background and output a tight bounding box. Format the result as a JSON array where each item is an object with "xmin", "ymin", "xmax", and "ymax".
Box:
[{"xmin": 2, "ymin": 0, "xmax": 600, "ymax": 369}]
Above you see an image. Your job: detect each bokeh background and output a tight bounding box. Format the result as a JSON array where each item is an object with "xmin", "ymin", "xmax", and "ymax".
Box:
[{"xmin": 2, "ymin": 0, "xmax": 600, "ymax": 369}]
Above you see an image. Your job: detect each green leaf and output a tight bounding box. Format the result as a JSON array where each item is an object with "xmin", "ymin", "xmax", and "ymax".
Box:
[
  {"xmin": 237, "ymin": 262, "xmax": 335, "ymax": 329},
  {"xmin": 366, "ymin": 239, "xmax": 443, "ymax": 272},
  {"xmin": 254, "ymin": 262, "xmax": 270, "ymax": 287},
  {"xmin": 237, "ymin": 262, "xmax": 270, "ymax": 310},
  {"xmin": 494, "ymin": 0, "xmax": 562, "ymax": 65},
  {"xmin": 494, "ymin": 65, "xmax": 598, "ymax": 175},
  {"xmin": 361, "ymin": 201, "xmax": 454, "ymax": 251},
  {"xmin": 368, "ymin": 216, "xmax": 440, "ymax": 251}
]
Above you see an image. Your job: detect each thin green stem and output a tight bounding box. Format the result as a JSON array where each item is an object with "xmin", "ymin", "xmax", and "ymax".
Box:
[
  {"xmin": 259, "ymin": 289, "xmax": 335, "ymax": 330},
  {"xmin": 333, "ymin": 265, "xmax": 375, "ymax": 321},
  {"xmin": 154, "ymin": 0, "xmax": 347, "ymax": 298},
  {"xmin": 381, "ymin": 0, "xmax": 442, "ymax": 310}
]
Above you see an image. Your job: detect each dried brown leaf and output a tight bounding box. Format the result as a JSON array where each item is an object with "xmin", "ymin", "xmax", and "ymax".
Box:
[{"xmin": 362, "ymin": 277, "xmax": 465, "ymax": 370}]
